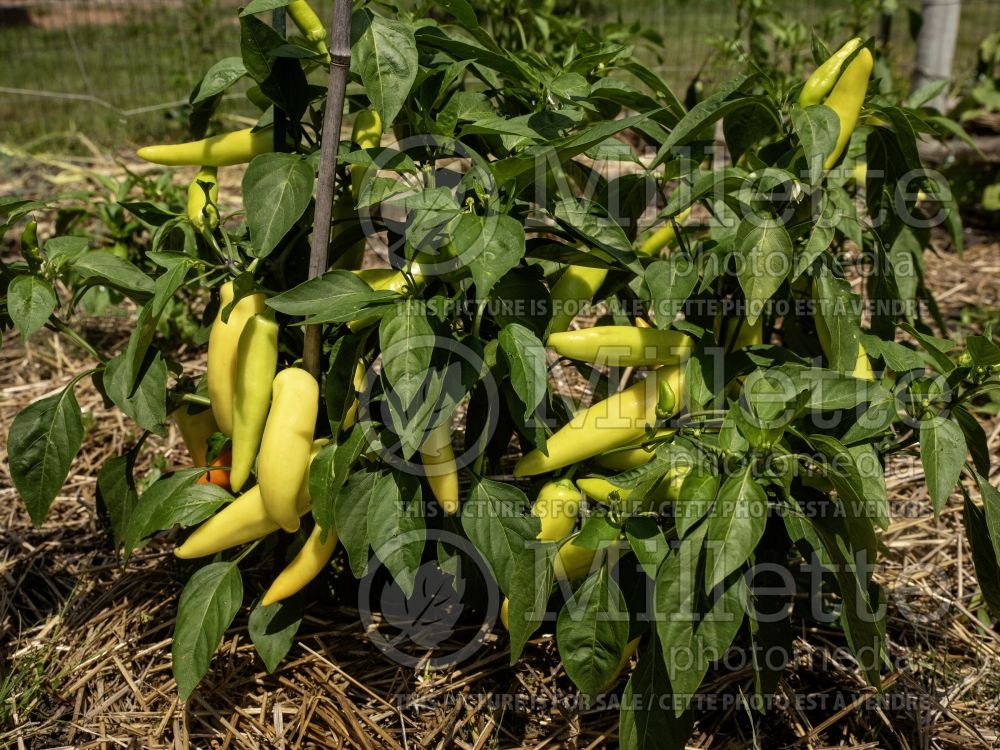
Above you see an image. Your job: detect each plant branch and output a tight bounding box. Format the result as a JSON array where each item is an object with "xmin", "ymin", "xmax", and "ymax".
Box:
[
  {"xmin": 303, "ymin": 0, "xmax": 353, "ymax": 379},
  {"xmin": 47, "ymin": 315, "xmax": 106, "ymax": 363}
]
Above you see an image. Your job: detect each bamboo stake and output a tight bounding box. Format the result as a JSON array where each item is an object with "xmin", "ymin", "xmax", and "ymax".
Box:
[{"xmin": 303, "ymin": 0, "xmax": 353, "ymax": 379}]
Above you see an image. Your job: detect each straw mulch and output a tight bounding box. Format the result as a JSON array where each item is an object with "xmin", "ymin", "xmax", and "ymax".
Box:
[{"xmin": 2, "ymin": 189, "xmax": 1000, "ymax": 746}]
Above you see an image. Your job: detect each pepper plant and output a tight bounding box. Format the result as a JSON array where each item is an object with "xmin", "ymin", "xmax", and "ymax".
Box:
[{"xmin": 4, "ymin": 2, "xmax": 1000, "ymax": 747}]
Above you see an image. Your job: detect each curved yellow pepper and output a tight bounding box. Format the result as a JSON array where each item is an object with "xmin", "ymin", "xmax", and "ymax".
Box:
[
  {"xmin": 577, "ymin": 466, "xmax": 689, "ymax": 511},
  {"xmin": 230, "ymin": 314, "xmax": 279, "ymax": 492},
  {"xmin": 514, "ymin": 364, "xmax": 685, "ymax": 477},
  {"xmin": 347, "ymin": 265, "xmax": 425, "ymax": 332},
  {"xmin": 420, "ymin": 421, "xmax": 459, "ymax": 515},
  {"xmin": 547, "ymin": 326, "xmax": 692, "ymax": 367},
  {"xmin": 174, "ymin": 440, "xmax": 326, "ymax": 559},
  {"xmin": 137, "ymin": 127, "xmax": 273, "ymax": 167},
  {"xmin": 186, "ymin": 167, "xmax": 219, "ymax": 232},
  {"xmin": 799, "ymin": 38, "xmax": 863, "ymax": 107},
  {"xmin": 207, "ymin": 282, "xmax": 266, "ymax": 436},
  {"xmin": 261, "ymin": 523, "xmax": 339, "ymax": 606},
  {"xmin": 533, "ymin": 478, "xmax": 582, "ymax": 542},
  {"xmin": 258, "ymin": 368, "xmax": 319, "ymax": 532},
  {"xmin": 593, "ymin": 429, "xmax": 675, "ymax": 471},
  {"xmin": 821, "ymin": 48, "xmax": 874, "ymax": 170},
  {"xmin": 286, "ymin": 0, "xmax": 329, "ymax": 56},
  {"xmin": 548, "ymin": 265, "xmax": 607, "ymax": 334},
  {"xmin": 342, "ymin": 361, "xmax": 366, "ymax": 432},
  {"xmin": 554, "ymin": 537, "xmax": 598, "ymax": 580},
  {"xmin": 638, "ymin": 206, "xmax": 692, "ymax": 256}
]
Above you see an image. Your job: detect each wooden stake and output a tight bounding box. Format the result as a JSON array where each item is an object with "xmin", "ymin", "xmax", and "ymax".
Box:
[{"xmin": 303, "ymin": 0, "xmax": 353, "ymax": 379}]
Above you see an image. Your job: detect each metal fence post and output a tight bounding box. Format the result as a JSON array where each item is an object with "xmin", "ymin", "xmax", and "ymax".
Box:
[{"xmin": 911, "ymin": 0, "xmax": 962, "ymax": 111}]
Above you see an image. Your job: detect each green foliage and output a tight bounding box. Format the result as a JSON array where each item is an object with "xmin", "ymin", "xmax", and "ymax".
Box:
[{"xmin": 3, "ymin": 3, "xmax": 1000, "ymax": 745}]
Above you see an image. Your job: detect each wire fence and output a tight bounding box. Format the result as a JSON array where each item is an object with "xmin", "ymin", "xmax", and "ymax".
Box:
[{"xmin": 0, "ymin": 0, "xmax": 997, "ymax": 151}]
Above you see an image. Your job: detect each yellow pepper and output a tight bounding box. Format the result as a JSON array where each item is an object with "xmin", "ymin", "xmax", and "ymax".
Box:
[
  {"xmin": 137, "ymin": 127, "xmax": 273, "ymax": 167},
  {"xmin": 553, "ymin": 537, "xmax": 598, "ymax": 580},
  {"xmin": 258, "ymin": 368, "xmax": 319, "ymax": 532},
  {"xmin": 548, "ymin": 265, "xmax": 608, "ymax": 334},
  {"xmin": 799, "ymin": 38, "xmax": 863, "ymax": 107},
  {"xmin": 548, "ymin": 326, "xmax": 692, "ymax": 368},
  {"xmin": 532, "ymin": 478, "xmax": 582, "ymax": 541},
  {"xmin": 593, "ymin": 429, "xmax": 675, "ymax": 471},
  {"xmin": 286, "ymin": 0, "xmax": 329, "ymax": 57},
  {"xmin": 577, "ymin": 466, "xmax": 689, "ymax": 511},
  {"xmin": 174, "ymin": 440, "xmax": 327, "ymax": 559},
  {"xmin": 821, "ymin": 48, "xmax": 874, "ymax": 170},
  {"xmin": 230, "ymin": 314, "xmax": 279, "ymax": 492},
  {"xmin": 514, "ymin": 364, "xmax": 685, "ymax": 477},
  {"xmin": 186, "ymin": 167, "xmax": 219, "ymax": 233},
  {"xmin": 420, "ymin": 421, "xmax": 459, "ymax": 515},
  {"xmin": 638, "ymin": 206, "xmax": 692, "ymax": 256},
  {"xmin": 329, "ymin": 191, "xmax": 367, "ymax": 271},
  {"xmin": 261, "ymin": 523, "xmax": 339, "ymax": 606},
  {"xmin": 207, "ymin": 282, "xmax": 267, "ymax": 436}
]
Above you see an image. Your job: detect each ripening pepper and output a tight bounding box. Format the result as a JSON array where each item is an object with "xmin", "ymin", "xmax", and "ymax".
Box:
[
  {"xmin": 638, "ymin": 206, "xmax": 692, "ymax": 256},
  {"xmin": 258, "ymin": 368, "xmax": 320, "ymax": 532},
  {"xmin": 174, "ymin": 440, "xmax": 327, "ymax": 559},
  {"xmin": 196, "ymin": 450, "xmax": 232, "ymax": 491},
  {"xmin": 593, "ymin": 429, "xmax": 675, "ymax": 471},
  {"xmin": 548, "ymin": 326, "xmax": 692, "ymax": 368},
  {"xmin": 186, "ymin": 167, "xmax": 219, "ymax": 232},
  {"xmin": 820, "ymin": 48, "xmax": 874, "ymax": 170},
  {"xmin": 137, "ymin": 127, "xmax": 273, "ymax": 167},
  {"xmin": 229, "ymin": 314, "xmax": 279, "ymax": 492},
  {"xmin": 576, "ymin": 466, "xmax": 689, "ymax": 511},
  {"xmin": 207, "ymin": 282, "xmax": 267, "ymax": 436},
  {"xmin": 420, "ymin": 421, "xmax": 460, "ymax": 515},
  {"xmin": 286, "ymin": 0, "xmax": 329, "ymax": 56},
  {"xmin": 173, "ymin": 403, "xmax": 219, "ymax": 467},
  {"xmin": 514, "ymin": 364, "xmax": 685, "ymax": 477},
  {"xmin": 261, "ymin": 523, "xmax": 339, "ymax": 606},
  {"xmin": 799, "ymin": 38, "xmax": 863, "ymax": 107},
  {"xmin": 548, "ymin": 265, "xmax": 608, "ymax": 334}
]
